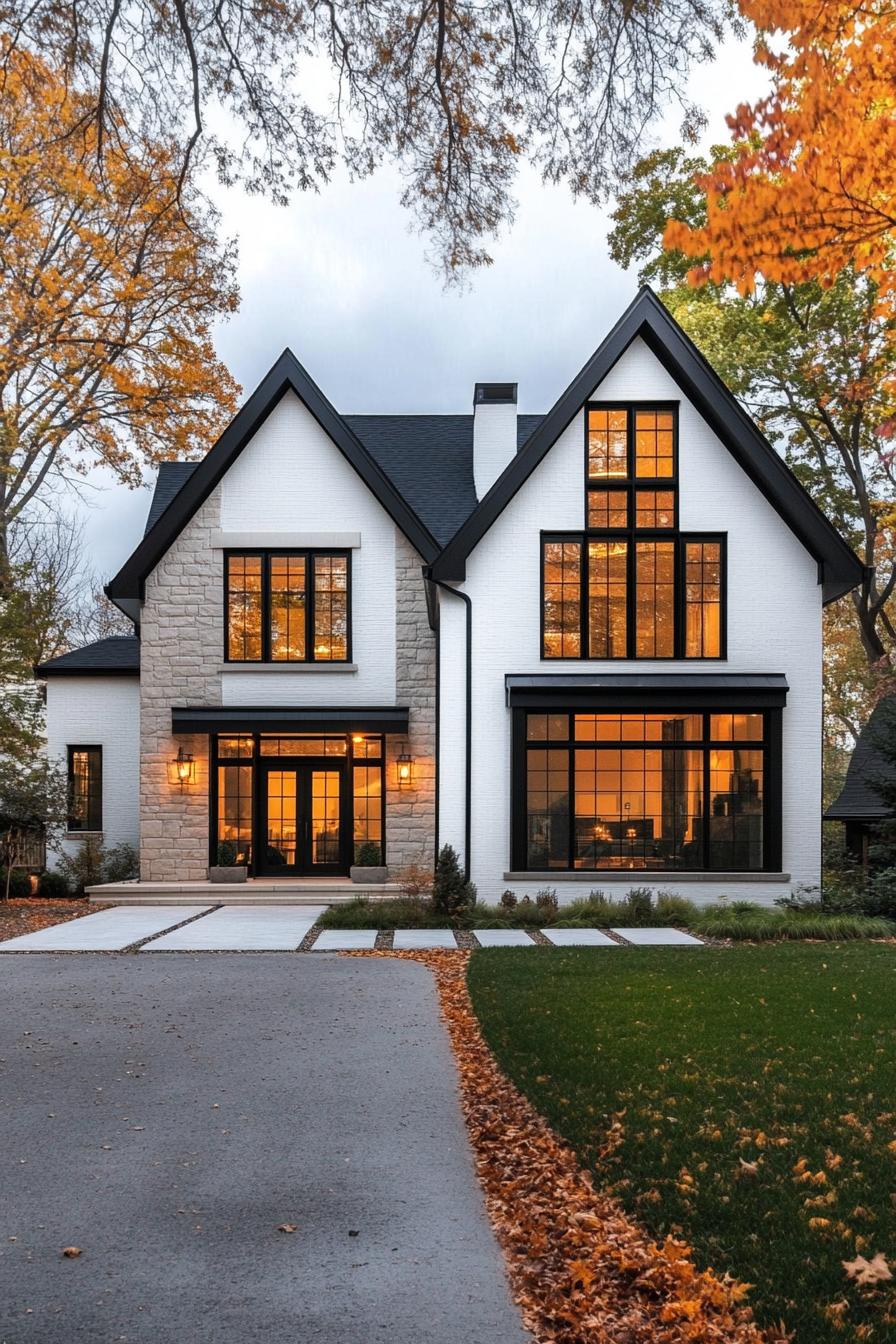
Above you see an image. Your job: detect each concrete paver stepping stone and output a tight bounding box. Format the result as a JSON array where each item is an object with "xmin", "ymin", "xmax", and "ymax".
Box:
[
  {"xmin": 142, "ymin": 905, "xmax": 328, "ymax": 951},
  {"xmin": 611, "ymin": 927, "xmax": 704, "ymax": 946},
  {"xmin": 473, "ymin": 929, "xmax": 537, "ymax": 947},
  {"xmin": 393, "ymin": 929, "xmax": 458, "ymax": 950},
  {"xmin": 0, "ymin": 906, "xmax": 212, "ymax": 952},
  {"xmin": 311, "ymin": 929, "xmax": 379, "ymax": 951},
  {"xmin": 540, "ymin": 927, "xmax": 618, "ymax": 946}
]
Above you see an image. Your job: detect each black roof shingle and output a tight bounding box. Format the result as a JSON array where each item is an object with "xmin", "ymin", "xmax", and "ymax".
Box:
[
  {"xmin": 826, "ymin": 699, "xmax": 896, "ymax": 821},
  {"xmin": 35, "ymin": 636, "xmax": 140, "ymax": 677},
  {"xmin": 143, "ymin": 413, "xmax": 545, "ymax": 549}
]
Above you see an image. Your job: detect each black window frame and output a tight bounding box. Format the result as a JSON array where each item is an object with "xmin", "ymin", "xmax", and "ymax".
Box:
[
  {"xmin": 224, "ymin": 549, "xmax": 352, "ymax": 664},
  {"xmin": 67, "ymin": 745, "xmax": 103, "ymax": 833},
  {"xmin": 540, "ymin": 402, "xmax": 727, "ymax": 661},
  {"xmin": 511, "ymin": 707, "xmax": 781, "ymax": 873}
]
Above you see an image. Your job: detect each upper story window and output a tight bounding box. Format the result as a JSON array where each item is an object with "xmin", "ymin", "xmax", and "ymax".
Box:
[
  {"xmin": 542, "ymin": 404, "xmax": 724, "ymax": 660},
  {"xmin": 226, "ymin": 551, "xmax": 350, "ymax": 663},
  {"xmin": 67, "ymin": 746, "xmax": 102, "ymax": 832}
]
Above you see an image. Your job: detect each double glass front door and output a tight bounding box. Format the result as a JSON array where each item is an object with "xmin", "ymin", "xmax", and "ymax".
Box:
[{"xmin": 260, "ymin": 764, "xmax": 343, "ymax": 875}]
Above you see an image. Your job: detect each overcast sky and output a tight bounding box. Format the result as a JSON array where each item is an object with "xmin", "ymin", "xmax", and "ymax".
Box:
[{"xmin": 75, "ymin": 35, "xmax": 767, "ymax": 585}]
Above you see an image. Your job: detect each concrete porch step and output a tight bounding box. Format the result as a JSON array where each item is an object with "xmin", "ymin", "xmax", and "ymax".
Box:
[{"xmin": 87, "ymin": 881, "xmax": 403, "ymax": 906}]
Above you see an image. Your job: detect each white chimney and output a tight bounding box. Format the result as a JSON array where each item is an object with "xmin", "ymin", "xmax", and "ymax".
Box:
[{"xmin": 473, "ymin": 382, "xmax": 518, "ymax": 500}]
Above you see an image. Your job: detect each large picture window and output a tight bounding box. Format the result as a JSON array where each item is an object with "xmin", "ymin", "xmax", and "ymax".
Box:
[
  {"xmin": 541, "ymin": 404, "xmax": 725, "ymax": 660},
  {"xmin": 515, "ymin": 711, "xmax": 773, "ymax": 872},
  {"xmin": 67, "ymin": 746, "xmax": 102, "ymax": 832},
  {"xmin": 225, "ymin": 551, "xmax": 350, "ymax": 663}
]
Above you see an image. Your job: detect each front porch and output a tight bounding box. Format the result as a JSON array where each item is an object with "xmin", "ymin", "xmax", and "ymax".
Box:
[{"xmin": 87, "ymin": 877, "xmax": 404, "ymax": 905}]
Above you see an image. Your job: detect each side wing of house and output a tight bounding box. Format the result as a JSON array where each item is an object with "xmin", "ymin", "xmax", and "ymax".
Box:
[
  {"xmin": 35, "ymin": 638, "xmax": 141, "ymax": 869},
  {"xmin": 431, "ymin": 290, "xmax": 863, "ymax": 905},
  {"xmin": 105, "ymin": 355, "xmax": 439, "ymax": 884}
]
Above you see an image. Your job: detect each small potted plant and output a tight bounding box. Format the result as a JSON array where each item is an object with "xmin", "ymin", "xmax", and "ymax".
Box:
[
  {"xmin": 208, "ymin": 840, "xmax": 248, "ymax": 884},
  {"xmin": 350, "ymin": 842, "xmax": 388, "ymax": 885}
]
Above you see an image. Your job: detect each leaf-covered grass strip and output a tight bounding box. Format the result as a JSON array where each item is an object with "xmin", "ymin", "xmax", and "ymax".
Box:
[{"xmin": 468, "ymin": 944, "xmax": 896, "ymax": 1343}]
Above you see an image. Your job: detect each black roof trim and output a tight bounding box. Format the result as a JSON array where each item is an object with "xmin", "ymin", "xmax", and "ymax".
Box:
[
  {"xmin": 431, "ymin": 287, "xmax": 863, "ymax": 602},
  {"xmin": 108, "ymin": 350, "xmax": 440, "ymax": 602},
  {"xmin": 172, "ymin": 704, "xmax": 410, "ymax": 734},
  {"xmin": 506, "ymin": 671, "xmax": 789, "ymax": 710},
  {"xmin": 825, "ymin": 699, "xmax": 896, "ymax": 821},
  {"xmin": 35, "ymin": 636, "xmax": 140, "ymax": 677}
]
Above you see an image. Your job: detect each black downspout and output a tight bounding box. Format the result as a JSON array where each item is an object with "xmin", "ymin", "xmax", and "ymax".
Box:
[{"xmin": 426, "ymin": 574, "xmax": 473, "ymax": 881}]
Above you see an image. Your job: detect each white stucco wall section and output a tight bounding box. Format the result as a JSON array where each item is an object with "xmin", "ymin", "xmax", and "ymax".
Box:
[
  {"xmin": 440, "ymin": 335, "xmax": 823, "ymax": 905},
  {"xmin": 218, "ymin": 390, "xmax": 396, "ymax": 706},
  {"xmin": 45, "ymin": 677, "xmax": 140, "ymax": 866}
]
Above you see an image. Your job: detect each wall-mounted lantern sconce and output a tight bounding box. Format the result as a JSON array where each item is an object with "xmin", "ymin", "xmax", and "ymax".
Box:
[
  {"xmin": 396, "ymin": 752, "xmax": 415, "ymax": 789},
  {"xmin": 168, "ymin": 746, "xmax": 196, "ymax": 788}
]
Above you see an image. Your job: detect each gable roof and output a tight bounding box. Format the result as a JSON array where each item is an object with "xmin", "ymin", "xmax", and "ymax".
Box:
[
  {"xmin": 140, "ymin": 414, "xmax": 544, "ymax": 552},
  {"xmin": 35, "ymin": 635, "xmax": 140, "ymax": 677},
  {"xmin": 107, "ymin": 349, "xmax": 442, "ymax": 609},
  {"xmin": 429, "ymin": 286, "xmax": 865, "ymax": 602},
  {"xmin": 826, "ymin": 699, "xmax": 896, "ymax": 821}
]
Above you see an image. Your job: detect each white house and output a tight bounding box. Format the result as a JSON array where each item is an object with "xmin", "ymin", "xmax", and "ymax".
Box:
[{"xmin": 36, "ymin": 289, "xmax": 863, "ymax": 904}]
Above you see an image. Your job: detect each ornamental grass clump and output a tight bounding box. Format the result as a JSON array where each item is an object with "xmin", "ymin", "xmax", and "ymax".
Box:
[{"xmin": 695, "ymin": 904, "xmax": 896, "ymax": 942}]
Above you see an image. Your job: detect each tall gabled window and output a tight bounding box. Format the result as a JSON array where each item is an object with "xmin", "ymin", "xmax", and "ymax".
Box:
[
  {"xmin": 542, "ymin": 404, "xmax": 725, "ymax": 659},
  {"xmin": 67, "ymin": 746, "xmax": 102, "ymax": 832},
  {"xmin": 226, "ymin": 551, "xmax": 350, "ymax": 663}
]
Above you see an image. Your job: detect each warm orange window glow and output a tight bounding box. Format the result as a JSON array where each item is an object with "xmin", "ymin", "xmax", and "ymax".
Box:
[
  {"xmin": 587, "ymin": 408, "xmax": 628, "ymax": 478},
  {"xmin": 587, "ymin": 541, "xmax": 627, "ymax": 658},
  {"xmin": 270, "ymin": 555, "xmax": 306, "ymax": 660},
  {"xmin": 587, "ymin": 488, "xmax": 628, "ymax": 529},
  {"xmin": 313, "ymin": 555, "xmax": 348, "ymax": 661},
  {"xmin": 685, "ymin": 541, "xmax": 722, "ymax": 657},
  {"xmin": 634, "ymin": 410, "xmax": 674, "ymax": 478},
  {"xmin": 635, "ymin": 541, "xmax": 675, "ymax": 657},
  {"xmin": 635, "ymin": 490, "xmax": 675, "ymax": 528},
  {"xmin": 226, "ymin": 555, "xmax": 263, "ymax": 660},
  {"xmin": 542, "ymin": 540, "xmax": 582, "ymax": 657}
]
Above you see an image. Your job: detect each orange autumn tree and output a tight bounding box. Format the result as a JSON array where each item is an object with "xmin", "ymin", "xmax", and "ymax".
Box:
[
  {"xmin": 0, "ymin": 41, "xmax": 239, "ymax": 571},
  {"xmin": 664, "ymin": 0, "xmax": 896, "ymax": 304}
]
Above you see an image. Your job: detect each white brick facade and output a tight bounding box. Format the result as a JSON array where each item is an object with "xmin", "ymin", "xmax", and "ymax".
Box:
[{"xmin": 45, "ymin": 676, "xmax": 140, "ymax": 865}]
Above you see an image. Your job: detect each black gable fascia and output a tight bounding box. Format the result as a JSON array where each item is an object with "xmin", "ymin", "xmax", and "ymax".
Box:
[
  {"xmin": 430, "ymin": 287, "xmax": 864, "ymax": 603},
  {"xmin": 107, "ymin": 350, "xmax": 439, "ymax": 603}
]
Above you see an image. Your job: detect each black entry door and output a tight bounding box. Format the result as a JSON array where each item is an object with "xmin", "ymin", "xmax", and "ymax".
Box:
[{"xmin": 258, "ymin": 762, "xmax": 345, "ymax": 876}]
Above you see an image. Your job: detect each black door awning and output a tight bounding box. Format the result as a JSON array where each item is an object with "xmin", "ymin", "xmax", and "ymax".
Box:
[
  {"xmin": 505, "ymin": 673, "xmax": 789, "ymax": 710},
  {"xmin": 172, "ymin": 705, "xmax": 410, "ymax": 734}
]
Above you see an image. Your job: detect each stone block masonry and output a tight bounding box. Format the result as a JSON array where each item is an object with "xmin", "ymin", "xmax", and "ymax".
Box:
[
  {"xmin": 386, "ymin": 531, "xmax": 436, "ymax": 874},
  {"xmin": 139, "ymin": 493, "xmax": 223, "ymax": 881}
]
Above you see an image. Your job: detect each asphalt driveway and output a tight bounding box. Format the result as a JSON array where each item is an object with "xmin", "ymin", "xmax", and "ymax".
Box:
[{"xmin": 0, "ymin": 955, "xmax": 529, "ymax": 1344}]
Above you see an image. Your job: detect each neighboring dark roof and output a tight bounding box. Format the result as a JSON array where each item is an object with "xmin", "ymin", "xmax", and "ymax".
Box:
[
  {"xmin": 171, "ymin": 705, "xmax": 409, "ymax": 734},
  {"xmin": 108, "ymin": 349, "xmax": 442, "ymax": 605},
  {"xmin": 826, "ymin": 700, "xmax": 896, "ymax": 821},
  {"xmin": 430, "ymin": 287, "xmax": 865, "ymax": 602},
  {"xmin": 35, "ymin": 636, "xmax": 140, "ymax": 677},
  {"xmin": 145, "ymin": 462, "xmax": 200, "ymax": 534},
  {"xmin": 505, "ymin": 671, "xmax": 789, "ymax": 709},
  {"xmin": 142, "ymin": 414, "xmax": 545, "ymax": 550}
]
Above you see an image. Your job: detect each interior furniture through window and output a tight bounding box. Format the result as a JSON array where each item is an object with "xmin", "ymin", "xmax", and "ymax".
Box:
[{"xmin": 514, "ymin": 710, "xmax": 776, "ymax": 872}]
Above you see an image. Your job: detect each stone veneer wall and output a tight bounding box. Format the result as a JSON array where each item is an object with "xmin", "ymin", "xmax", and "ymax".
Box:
[
  {"xmin": 385, "ymin": 530, "xmax": 436, "ymax": 874},
  {"xmin": 139, "ymin": 493, "xmax": 222, "ymax": 881}
]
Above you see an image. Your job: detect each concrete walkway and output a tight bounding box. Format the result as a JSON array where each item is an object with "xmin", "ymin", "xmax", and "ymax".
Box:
[{"xmin": 0, "ymin": 955, "xmax": 529, "ymax": 1344}]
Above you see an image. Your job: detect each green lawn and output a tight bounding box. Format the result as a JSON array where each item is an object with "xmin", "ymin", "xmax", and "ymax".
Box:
[{"xmin": 468, "ymin": 945, "xmax": 896, "ymax": 1343}]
